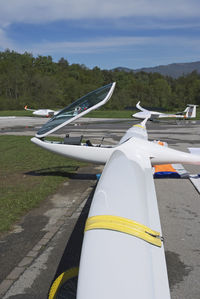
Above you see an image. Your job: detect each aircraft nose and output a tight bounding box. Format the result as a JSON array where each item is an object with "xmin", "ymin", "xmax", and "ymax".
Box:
[{"xmin": 132, "ymin": 112, "xmax": 142, "ymax": 119}]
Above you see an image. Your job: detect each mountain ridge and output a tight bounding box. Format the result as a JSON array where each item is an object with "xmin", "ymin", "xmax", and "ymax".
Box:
[{"xmin": 113, "ymin": 61, "xmax": 200, "ymax": 78}]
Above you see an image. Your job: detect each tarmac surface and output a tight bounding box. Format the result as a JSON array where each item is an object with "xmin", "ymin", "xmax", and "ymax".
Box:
[{"xmin": 0, "ymin": 116, "xmax": 200, "ymax": 298}]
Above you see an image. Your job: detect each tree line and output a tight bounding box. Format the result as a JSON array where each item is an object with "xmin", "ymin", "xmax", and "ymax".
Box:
[{"xmin": 0, "ymin": 49, "xmax": 200, "ymax": 111}]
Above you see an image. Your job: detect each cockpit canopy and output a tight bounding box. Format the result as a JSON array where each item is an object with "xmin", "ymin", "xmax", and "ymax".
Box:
[{"xmin": 36, "ymin": 82, "xmax": 116, "ymax": 138}]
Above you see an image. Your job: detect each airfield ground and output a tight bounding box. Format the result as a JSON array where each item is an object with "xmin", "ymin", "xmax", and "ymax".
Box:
[{"xmin": 0, "ymin": 116, "xmax": 200, "ymax": 298}]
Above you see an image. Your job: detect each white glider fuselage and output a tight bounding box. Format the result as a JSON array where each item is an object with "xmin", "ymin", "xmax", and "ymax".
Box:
[
  {"xmin": 32, "ymin": 109, "xmax": 59, "ymax": 117},
  {"xmin": 24, "ymin": 106, "xmax": 60, "ymax": 117},
  {"xmin": 133, "ymin": 110, "xmax": 181, "ymax": 120},
  {"xmin": 132, "ymin": 101, "xmax": 198, "ymax": 120}
]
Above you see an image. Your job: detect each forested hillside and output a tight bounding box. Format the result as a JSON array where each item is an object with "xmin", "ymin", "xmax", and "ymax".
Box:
[
  {"xmin": 115, "ymin": 61, "xmax": 200, "ymax": 78},
  {"xmin": 135, "ymin": 61, "xmax": 200, "ymax": 78},
  {"xmin": 0, "ymin": 49, "xmax": 200, "ymax": 111}
]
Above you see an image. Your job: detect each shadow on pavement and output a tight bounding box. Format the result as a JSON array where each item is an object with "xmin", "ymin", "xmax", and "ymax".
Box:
[{"xmin": 47, "ymin": 186, "xmax": 96, "ymax": 298}]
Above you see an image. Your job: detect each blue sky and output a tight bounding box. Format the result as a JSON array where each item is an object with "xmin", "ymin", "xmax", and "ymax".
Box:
[{"xmin": 0, "ymin": 0, "xmax": 200, "ymax": 69}]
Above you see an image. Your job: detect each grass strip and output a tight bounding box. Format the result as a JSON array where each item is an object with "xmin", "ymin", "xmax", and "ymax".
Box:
[
  {"xmin": 0, "ymin": 135, "xmax": 86, "ymax": 233},
  {"xmin": 0, "ymin": 109, "xmax": 133, "ymax": 118},
  {"xmin": 1, "ymin": 109, "xmax": 200, "ymax": 119}
]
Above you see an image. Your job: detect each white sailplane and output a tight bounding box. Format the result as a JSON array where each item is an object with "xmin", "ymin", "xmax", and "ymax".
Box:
[
  {"xmin": 132, "ymin": 101, "xmax": 198, "ymax": 120},
  {"xmin": 24, "ymin": 105, "xmax": 60, "ymax": 117},
  {"xmin": 31, "ymin": 83, "xmax": 200, "ymax": 299}
]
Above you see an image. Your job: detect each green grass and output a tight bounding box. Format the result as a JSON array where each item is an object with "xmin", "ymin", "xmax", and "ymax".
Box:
[
  {"xmin": 0, "ymin": 135, "xmax": 87, "ymax": 233},
  {"xmin": 0, "ymin": 108, "xmax": 200, "ymax": 119},
  {"xmin": 0, "ymin": 109, "xmax": 133, "ymax": 118},
  {"xmin": 0, "ymin": 110, "xmax": 33, "ymax": 117}
]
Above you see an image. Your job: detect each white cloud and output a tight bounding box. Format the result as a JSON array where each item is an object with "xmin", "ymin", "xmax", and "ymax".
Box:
[
  {"xmin": 14, "ymin": 35, "xmax": 200, "ymax": 57},
  {"xmin": 0, "ymin": 1, "xmax": 199, "ymax": 68},
  {"xmin": 1, "ymin": 32, "xmax": 199, "ymax": 69},
  {"xmin": 19, "ymin": 36, "xmax": 155, "ymax": 55},
  {"xmin": 0, "ymin": 0, "xmax": 199, "ymax": 26},
  {"xmin": 111, "ymin": 18, "xmax": 200, "ymax": 31}
]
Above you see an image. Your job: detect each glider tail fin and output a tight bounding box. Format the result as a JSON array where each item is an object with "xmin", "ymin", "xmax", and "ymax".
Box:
[
  {"xmin": 24, "ymin": 105, "xmax": 35, "ymax": 112},
  {"xmin": 141, "ymin": 116, "xmax": 149, "ymax": 127},
  {"xmin": 119, "ymin": 116, "xmax": 150, "ymax": 144},
  {"xmin": 184, "ymin": 105, "xmax": 198, "ymax": 118},
  {"xmin": 136, "ymin": 101, "xmax": 148, "ymax": 112}
]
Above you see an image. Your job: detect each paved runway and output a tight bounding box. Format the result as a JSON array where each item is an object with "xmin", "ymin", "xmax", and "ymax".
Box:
[{"xmin": 0, "ymin": 116, "xmax": 200, "ymax": 298}]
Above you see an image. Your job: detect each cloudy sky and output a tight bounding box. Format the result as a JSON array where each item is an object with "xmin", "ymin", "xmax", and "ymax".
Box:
[{"xmin": 0, "ymin": 0, "xmax": 199, "ymax": 69}]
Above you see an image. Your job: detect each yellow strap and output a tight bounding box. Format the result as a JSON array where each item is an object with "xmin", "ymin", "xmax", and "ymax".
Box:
[
  {"xmin": 85, "ymin": 215, "xmax": 162, "ymax": 247},
  {"xmin": 133, "ymin": 124, "xmax": 144, "ymax": 129}
]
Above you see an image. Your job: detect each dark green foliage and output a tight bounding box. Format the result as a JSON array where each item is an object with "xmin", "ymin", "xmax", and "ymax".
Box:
[{"xmin": 0, "ymin": 49, "xmax": 200, "ymax": 112}]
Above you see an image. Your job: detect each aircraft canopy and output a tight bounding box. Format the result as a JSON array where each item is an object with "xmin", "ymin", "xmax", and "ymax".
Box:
[{"xmin": 36, "ymin": 82, "xmax": 116, "ymax": 138}]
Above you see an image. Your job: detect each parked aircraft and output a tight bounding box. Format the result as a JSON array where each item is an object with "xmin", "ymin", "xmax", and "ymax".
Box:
[
  {"xmin": 132, "ymin": 101, "xmax": 198, "ymax": 120},
  {"xmin": 31, "ymin": 83, "xmax": 200, "ymax": 299},
  {"xmin": 24, "ymin": 104, "xmax": 90, "ymax": 118},
  {"xmin": 24, "ymin": 105, "xmax": 60, "ymax": 117}
]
